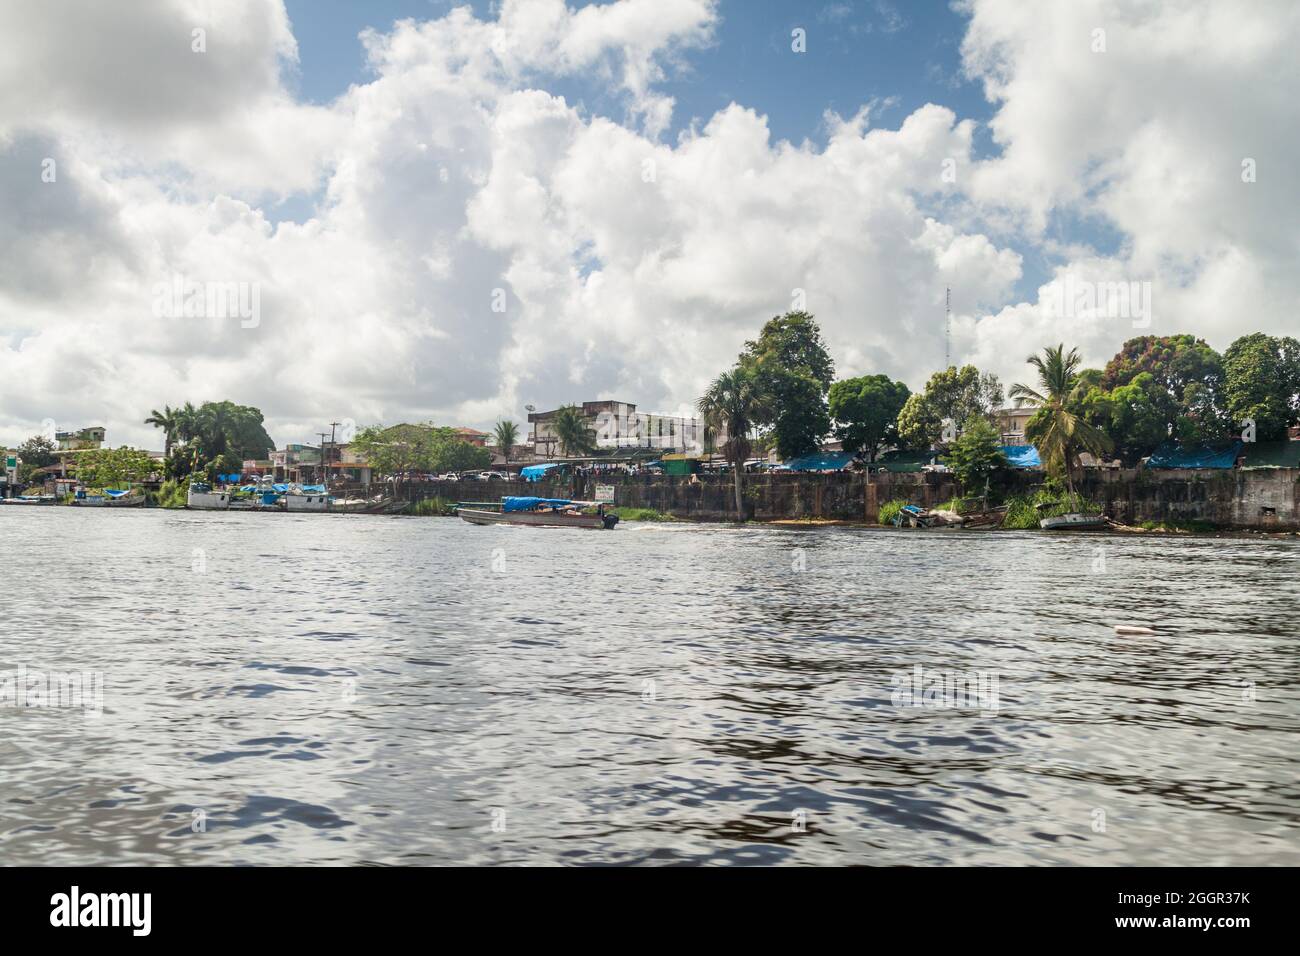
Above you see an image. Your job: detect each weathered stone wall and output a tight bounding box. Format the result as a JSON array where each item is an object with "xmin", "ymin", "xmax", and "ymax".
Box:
[{"xmin": 409, "ymin": 467, "xmax": 1300, "ymax": 529}]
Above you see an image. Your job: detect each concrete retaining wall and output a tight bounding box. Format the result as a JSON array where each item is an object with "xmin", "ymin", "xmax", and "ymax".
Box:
[{"xmin": 406, "ymin": 467, "xmax": 1300, "ymax": 530}]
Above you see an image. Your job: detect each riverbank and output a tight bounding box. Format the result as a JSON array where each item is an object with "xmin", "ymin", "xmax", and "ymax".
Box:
[{"xmin": 385, "ymin": 467, "xmax": 1300, "ymax": 532}]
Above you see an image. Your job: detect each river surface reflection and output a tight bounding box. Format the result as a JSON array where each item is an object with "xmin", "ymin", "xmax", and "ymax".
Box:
[{"xmin": 2, "ymin": 508, "xmax": 1297, "ymax": 864}]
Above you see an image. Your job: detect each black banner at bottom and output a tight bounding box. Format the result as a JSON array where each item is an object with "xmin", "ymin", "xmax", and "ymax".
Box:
[{"xmin": 0, "ymin": 865, "xmax": 1280, "ymax": 942}]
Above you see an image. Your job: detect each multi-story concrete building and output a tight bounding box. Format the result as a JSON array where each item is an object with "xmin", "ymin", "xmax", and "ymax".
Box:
[
  {"xmin": 55, "ymin": 427, "xmax": 105, "ymax": 450},
  {"xmin": 993, "ymin": 406, "xmax": 1035, "ymax": 446},
  {"xmin": 526, "ymin": 400, "xmax": 706, "ymax": 459}
]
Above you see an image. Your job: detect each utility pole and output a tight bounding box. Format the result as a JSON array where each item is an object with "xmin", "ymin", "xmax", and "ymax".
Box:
[
  {"xmin": 328, "ymin": 421, "xmax": 340, "ymax": 488},
  {"xmin": 945, "ymin": 285, "xmax": 951, "ymax": 369},
  {"xmin": 317, "ymin": 431, "xmax": 328, "ymax": 484}
]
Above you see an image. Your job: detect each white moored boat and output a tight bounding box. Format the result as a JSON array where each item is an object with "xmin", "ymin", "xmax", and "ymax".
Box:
[
  {"xmin": 186, "ymin": 482, "xmax": 231, "ymax": 510},
  {"xmin": 1039, "ymin": 512, "xmax": 1108, "ymax": 530}
]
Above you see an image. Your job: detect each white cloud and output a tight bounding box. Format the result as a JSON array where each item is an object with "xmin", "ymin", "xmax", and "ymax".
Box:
[{"xmin": 1, "ymin": 0, "xmax": 1295, "ymax": 452}]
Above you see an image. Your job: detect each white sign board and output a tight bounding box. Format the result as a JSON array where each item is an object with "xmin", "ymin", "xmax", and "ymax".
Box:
[{"xmin": 594, "ymin": 484, "xmax": 615, "ymax": 503}]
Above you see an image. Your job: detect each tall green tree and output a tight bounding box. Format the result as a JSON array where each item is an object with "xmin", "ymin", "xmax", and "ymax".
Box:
[
  {"xmin": 828, "ymin": 374, "xmax": 910, "ymax": 461},
  {"xmin": 896, "ymin": 365, "xmax": 1003, "ymax": 449},
  {"xmin": 698, "ymin": 366, "xmax": 770, "ymax": 519},
  {"xmin": 1012, "ymin": 344, "xmax": 1113, "ymax": 496},
  {"xmin": 1222, "ymin": 333, "xmax": 1300, "ymax": 441},
  {"xmin": 16, "ymin": 435, "xmax": 56, "ymax": 469},
  {"xmin": 551, "ymin": 405, "xmax": 596, "ymax": 457},
  {"xmin": 740, "ymin": 311, "xmax": 835, "ymax": 459},
  {"xmin": 144, "ymin": 405, "xmax": 181, "ymax": 457},
  {"xmin": 1079, "ymin": 372, "xmax": 1169, "ymax": 466},
  {"xmin": 77, "ymin": 447, "xmax": 157, "ymax": 490},
  {"xmin": 493, "ymin": 420, "xmax": 519, "ymax": 464},
  {"xmin": 1101, "ymin": 334, "xmax": 1227, "ymax": 441},
  {"xmin": 944, "ymin": 416, "xmax": 1006, "ymax": 493}
]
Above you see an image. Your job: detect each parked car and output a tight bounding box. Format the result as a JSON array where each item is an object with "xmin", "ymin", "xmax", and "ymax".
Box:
[
  {"xmin": 478, "ymin": 471, "xmax": 509, "ymax": 481},
  {"xmin": 438, "ymin": 472, "xmax": 460, "ymax": 481}
]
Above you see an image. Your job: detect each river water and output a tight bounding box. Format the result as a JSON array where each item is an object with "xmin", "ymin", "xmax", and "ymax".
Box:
[{"xmin": 1, "ymin": 508, "xmax": 1297, "ymax": 866}]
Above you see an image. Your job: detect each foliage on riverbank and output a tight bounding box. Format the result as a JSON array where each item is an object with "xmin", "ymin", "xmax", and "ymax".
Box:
[
  {"xmin": 1002, "ymin": 489, "xmax": 1104, "ymax": 529},
  {"xmin": 877, "ymin": 498, "xmax": 910, "ymax": 526},
  {"xmin": 611, "ymin": 506, "xmax": 675, "ymax": 522},
  {"xmin": 151, "ymin": 479, "xmax": 189, "ymax": 509},
  {"xmin": 1137, "ymin": 518, "xmax": 1216, "ymax": 533},
  {"xmin": 404, "ymin": 497, "xmax": 456, "ymax": 516}
]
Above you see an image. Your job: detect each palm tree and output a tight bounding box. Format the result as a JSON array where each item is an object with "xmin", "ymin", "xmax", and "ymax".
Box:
[
  {"xmin": 493, "ymin": 420, "xmax": 519, "ymax": 465},
  {"xmin": 552, "ymin": 405, "xmax": 595, "ymax": 457},
  {"xmin": 144, "ymin": 405, "xmax": 179, "ymax": 458},
  {"xmin": 1011, "ymin": 344, "xmax": 1113, "ymax": 498},
  {"xmin": 698, "ymin": 366, "xmax": 770, "ymax": 519}
]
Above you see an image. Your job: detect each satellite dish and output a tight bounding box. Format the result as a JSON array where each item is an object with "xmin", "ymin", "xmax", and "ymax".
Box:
[{"xmin": 525, "ymin": 404, "xmax": 536, "ymax": 412}]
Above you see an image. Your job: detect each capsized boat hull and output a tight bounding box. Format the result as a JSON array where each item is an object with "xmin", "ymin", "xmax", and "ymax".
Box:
[{"xmin": 458, "ymin": 508, "xmax": 617, "ymax": 529}]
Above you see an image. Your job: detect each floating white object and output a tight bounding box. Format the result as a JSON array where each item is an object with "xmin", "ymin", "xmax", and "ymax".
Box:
[{"xmin": 1114, "ymin": 625, "xmax": 1157, "ymax": 635}]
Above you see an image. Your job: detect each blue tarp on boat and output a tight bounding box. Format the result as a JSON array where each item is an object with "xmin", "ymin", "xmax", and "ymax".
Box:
[
  {"xmin": 301, "ymin": 484, "xmax": 326, "ymax": 493},
  {"xmin": 103, "ymin": 489, "xmax": 132, "ymax": 498},
  {"xmin": 520, "ymin": 462, "xmax": 564, "ymax": 481},
  {"xmin": 780, "ymin": 451, "xmax": 857, "ymax": 472},
  {"xmin": 502, "ymin": 496, "xmax": 572, "ymax": 512},
  {"xmin": 999, "ymin": 445, "xmax": 1041, "ymax": 468},
  {"xmin": 1146, "ymin": 439, "xmax": 1243, "ymax": 469}
]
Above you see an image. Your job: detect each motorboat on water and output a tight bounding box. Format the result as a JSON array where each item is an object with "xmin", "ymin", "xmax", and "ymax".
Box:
[
  {"xmin": 73, "ymin": 488, "xmax": 144, "ymax": 507},
  {"xmin": 1, "ymin": 494, "xmax": 57, "ymax": 505},
  {"xmin": 457, "ymin": 496, "xmax": 619, "ymax": 529}
]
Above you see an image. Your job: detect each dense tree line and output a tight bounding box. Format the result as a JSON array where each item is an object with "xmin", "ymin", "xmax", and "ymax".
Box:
[{"xmin": 698, "ymin": 317, "xmax": 1300, "ymax": 512}]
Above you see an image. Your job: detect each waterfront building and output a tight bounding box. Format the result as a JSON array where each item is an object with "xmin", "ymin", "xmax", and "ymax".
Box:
[
  {"xmin": 452, "ymin": 427, "xmax": 489, "ymax": 447},
  {"xmin": 269, "ymin": 444, "xmax": 321, "ymax": 483},
  {"xmin": 56, "ymin": 426, "xmax": 105, "ymax": 451},
  {"xmin": 527, "ymin": 400, "xmax": 705, "ymax": 458},
  {"xmin": 993, "ymin": 407, "xmax": 1034, "ymax": 446}
]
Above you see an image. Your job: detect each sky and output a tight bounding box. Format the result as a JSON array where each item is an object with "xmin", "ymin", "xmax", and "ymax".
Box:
[{"xmin": 1, "ymin": 0, "xmax": 1297, "ymax": 451}]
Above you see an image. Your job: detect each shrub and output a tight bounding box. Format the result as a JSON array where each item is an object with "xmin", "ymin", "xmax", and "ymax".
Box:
[
  {"xmin": 877, "ymin": 498, "xmax": 910, "ymax": 526},
  {"xmin": 611, "ymin": 507, "xmax": 674, "ymax": 522}
]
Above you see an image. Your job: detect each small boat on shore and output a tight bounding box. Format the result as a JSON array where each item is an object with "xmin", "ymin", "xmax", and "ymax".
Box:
[
  {"xmin": 1040, "ymin": 512, "xmax": 1108, "ymax": 531},
  {"xmin": 458, "ymin": 496, "xmax": 619, "ymax": 529}
]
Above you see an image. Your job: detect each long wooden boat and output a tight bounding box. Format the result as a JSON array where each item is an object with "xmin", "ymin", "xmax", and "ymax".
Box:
[
  {"xmin": 459, "ymin": 496, "xmax": 618, "ymax": 529},
  {"xmin": 1, "ymin": 495, "xmax": 57, "ymax": 506}
]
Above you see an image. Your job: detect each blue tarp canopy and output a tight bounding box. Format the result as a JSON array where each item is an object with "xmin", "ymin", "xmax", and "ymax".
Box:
[
  {"xmin": 999, "ymin": 445, "xmax": 1041, "ymax": 468},
  {"xmin": 103, "ymin": 489, "xmax": 132, "ymax": 498},
  {"xmin": 502, "ymin": 496, "xmax": 572, "ymax": 512},
  {"xmin": 1146, "ymin": 439, "xmax": 1243, "ymax": 469},
  {"xmin": 272, "ymin": 483, "xmax": 289, "ymax": 493},
  {"xmin": 301, "ymin": 484, "xmax": 326, "ymax": 493},
  {"xmin": 780, "ymin": 451, "xmax": 857, "ymax": 472},
  {"xmin": 520, "ymin": 462, "xmax": 563, "ymax": 481}
]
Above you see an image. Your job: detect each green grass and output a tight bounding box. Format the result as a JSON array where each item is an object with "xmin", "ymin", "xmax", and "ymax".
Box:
[
  {"xmin": 1138, "ymin": 519, "xmax": 1216, "ymax": 533},
  {"xmin": 611, "ymin": 506, "xmax": 675, "ymax": 522},
  {"xmin": 877, "ymin": 499, "xmax": 910, "ymax": 526}
]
